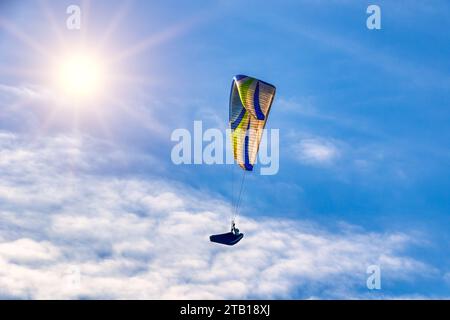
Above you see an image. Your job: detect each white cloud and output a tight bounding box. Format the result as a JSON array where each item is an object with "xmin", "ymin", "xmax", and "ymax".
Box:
[
  {"xmin": 0, "ymin": 132, "xmax": 436, "ymax": 299},
  {"xmin": 0, "ymin": 239, "xmax": 59, "ymax": 264},
  {"xmin": 0, "ymin": 84, "xmax": 46, "ymax": 100},
  {"xmin": 295, "ymin": 138, "xmax": 340, "ymax": 165},
  {"xmin": 444, "ymin": 273, "xmax": 450, "ymax": 284}
]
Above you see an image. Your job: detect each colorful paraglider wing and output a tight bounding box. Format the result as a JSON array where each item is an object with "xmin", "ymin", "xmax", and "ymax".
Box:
[{"xmin": 229, "ymin": 75, "xmax": 276, "ymax": 171}]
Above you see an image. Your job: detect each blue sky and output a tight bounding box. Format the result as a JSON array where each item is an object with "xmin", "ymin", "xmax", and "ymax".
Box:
[{"xmin": 0, "ymin": 0, "xmax": 449, "ymax": 299}]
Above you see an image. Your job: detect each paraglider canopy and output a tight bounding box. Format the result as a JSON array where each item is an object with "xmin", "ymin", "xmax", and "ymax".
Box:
[{"xmin": 229, "ymin": 74, "xmax": 276, "ymax": 171}]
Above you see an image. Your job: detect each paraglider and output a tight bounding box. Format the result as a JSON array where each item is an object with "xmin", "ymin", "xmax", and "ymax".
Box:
[
  {"xmin": 209, "ymin": 220, "xmax": 243, "ymax": 246},
  {"xmin": 210, "ymin": 75, "xmax": 276, "ymax": 246}
]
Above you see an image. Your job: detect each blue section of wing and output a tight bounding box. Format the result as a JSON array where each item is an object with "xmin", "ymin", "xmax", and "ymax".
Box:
[
  {"xmin": 244, "ymin": 121, "xmax": 254, "ymax": 171},
  {"xmin": 253, "ymin": 82, "xmax": 265, "ymax": 120},
  {"xmin": 234, "ymin": 74, "xmax": 247, "ymax": 81},
  {"xmin": 228, "ymin": 80, "xmax": 235, "ymax": 123}
]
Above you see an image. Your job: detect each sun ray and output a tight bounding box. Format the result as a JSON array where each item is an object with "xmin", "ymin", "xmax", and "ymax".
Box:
[
  {"xmin": 106, "ymin": 95, "xmax": 166, "ymax": 136},
  {"xmin": 109, "ymin": 14, "xmax": 206, "ymax": 64},
  {"xmin": 38, "ymin": 0, "xmax": 66, "ymax": 47},
  {"xmin": 80, "ymin": 0, "xmax": 92, "ymax": 45},
  {"xmin": 95, "ymin": 0, "xmax": 134, "ymax": 52},
  {"xmin": 109, "ymin": 73, "xmax": 162, "ymax": 88},
  {"xmin": 0, "ymin": 95, "xmax": 33, "ymax": 120},
  {"xmin": 90, "ymin": 101, "xmax": 114, "ymax": 140},
  {"xmin": 0, "ymin": 66, "xmax": 47, "ymax": 79},
  {"xmin": 0, "ymin": 17, "xmax": 52, "ymax": 58},
  {"xmin": 32, "ymin": 102, "xmax": 59, "ymax": 139},
  {"xmin": 0, "ymin": 89, "xmax": 56, "ymax": 147}
]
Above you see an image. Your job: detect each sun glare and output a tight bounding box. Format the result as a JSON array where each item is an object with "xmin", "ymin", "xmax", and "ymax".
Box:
[{"xmin": 55, "ymin": 51, "xmax": 106, "ymax": 99}]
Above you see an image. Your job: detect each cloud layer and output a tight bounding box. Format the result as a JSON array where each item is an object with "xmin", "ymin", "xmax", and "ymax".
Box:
[
  {"xmin": 0, "ymin": 132, "xmax": 435, "ymax": 299},
  {"xmin": 295, "ymin": 138, "xmax": 340, "ymax": 165}
]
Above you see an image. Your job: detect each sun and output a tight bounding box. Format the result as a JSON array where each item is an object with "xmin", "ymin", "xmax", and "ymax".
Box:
[{"xmin": 54, "ymin": 51, "xmax": 106, "ymax": 99}]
